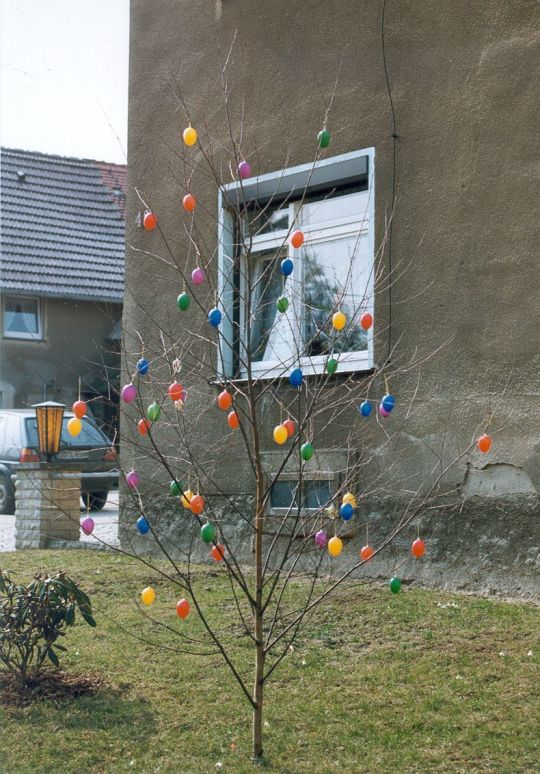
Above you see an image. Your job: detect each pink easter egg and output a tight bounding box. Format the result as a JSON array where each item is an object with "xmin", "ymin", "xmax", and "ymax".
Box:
[
  {"xmin": 81, "ymin": 517, "xmax": 95, "ymax": 535},
  {"xmin": 191, "ymin": 266, "xmax": 206, "ymax": 285},
  {"xmin": 122, "ymin": 383, "xmax": 137, "ymax": 403},
  {"xmin": 238, "ymin": 161, "xmax": 251, "ymax": 179},
  {"xmin": 126, "ymin": 470, "xmax": 140, "ymax": 489},
  {"xmin": 379, "ymin": 405, "xmax": 391, "ymax": 417},
  {"xmin": 314, "ymin": 529, "xmax": 328, "ymax": 548}
]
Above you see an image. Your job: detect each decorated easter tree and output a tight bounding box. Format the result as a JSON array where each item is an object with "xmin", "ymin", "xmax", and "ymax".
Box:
[{"xmin": 72, "ymin": 80, "xmax": 493, "ymax": 761}]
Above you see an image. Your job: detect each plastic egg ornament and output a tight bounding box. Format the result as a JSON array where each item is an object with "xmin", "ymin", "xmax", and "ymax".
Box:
[
  {"xmin": 136, "ymin": 358, "xmax": 150, "ymax": 375},
  {"xmin": 174, "ymin": 399, "xmax": 185, "ymax": 411},
  {"xmin": 176, "ymin": 598, "xmax": 191, "ymax": 619},
  {"xmin": 238, "ymin": 161, "xmax": 252, "ymax": 179},
  {"xmin": 389, "ymin": 577, "xmax": 402, "ymax": 594},
  {"xmin": 200, "ymin": 522, "xmax": 216, "ymax": 543},
  {"xmin": 169, "ymin": 480, "xmax": 182, "ymax": 497},
  {"xmin": 276, "ymin": 296, "xmax": 289, "ymax": 313},
  {"xmin": 122, "ymin": 383, "xmax": 137, "ymax": 403},
  {"xmin": 328, "ymin": 536, "xmax": 343, "ymax": 557},
  {"xmin": 289, "ymin": 368, "xmax": 303, "ymax": 388},
  {"xmin": 138, "ymin": 418, "xmax": 151, "ymax": 436},
  {"xmin": 340, "ymin": 502, "xmax": 354, "ymax": 521},
  {"xmin": 360, "ymin": 312, "xmax": 373, "ymax": 331},
  {"xmin": 67, "ymin": 417, "xmax": 82, "ymax": 437},
  {"xmin": 342, "ymin": 492, "xmax": 357, "ymax": 508},
  {"xmin": 181, "ymin": 489, "xmax": 194, "ymax": 509},
  {"xmin": 381, "ymin": 394, "xmax": 396, "ymax": 413},
  {"xmin": 283, "ymin": 418, "xmax": 295, "ymax": 437},
  {"xmin": 280, "ymin": 258, "xmax": 294, "ymax": 277},
  {"xmin": 182, "ymin": 193, "xmax": 196, "ymax": 213},
  {"xmin": 126, "ymin": 470, "xmax": 140, "ymax": 489},
  {"xmin": 147, "ymin": 403, "xmax": 161, "ymax": 422},
  {"xmin": 143, "ymin": 211, "xmax": 157, "ymax": 231},
  {"xmin": 314, "ymin": 529, "xmax": 328, "ymax": 548},
  {"xmin": 290, "ymin": 230, "xmax": 304, "ymax": 249},
  {"xmin": 168, "ymin": 382, "xmax": 184, "ymax": 402},
  {"xmin": 318, "ymin": 129, "xmax": 331, "ymax": 148},
  {"xmin": 332, "ymin": 311, "xmax": 346, "ymax": 331},
  {"xmin": 177, "ymin": 292, "xmax": 191, "ymax": 311},
  {"xmin": 136, "ymin": 516, "xmax": 150, "ymax": 535},
  {"xmin": 301, "ymin": 442, "xmax": 314, "ymax": 461},
  {"xmin": 217, "ymin": 390, "xmax": 233, "ymax": 411},
  {"xmin": 141, "ymin": 586, "xmax": 156, "ymax": 606},
  {"xmin": 227, "ymin": 410, "xmax": 239, "ymax": 429},
  {"xmin": 211, "ymin": 543, "xmax": 225, "ymax": 561},
  {"xmin": 326, "ymin": 358, "xmax": 338, "ymax": 375},
  {"xmin": 411, "ymin": 538, "xmax": 426, "ymax": 558},
  {"xmin": 190, "ymin": 494, "xmax": 205, "ymax": 515},
  {"xmin": 360, "ymin": 544, "xmax": 374, "ymax": 561},
  {"xmin": 72, "ymin": 400, "xmax": 87, "ymax": 419},
  {"xmin": 273, "ymin": 424, "xmax": 288, "ymax": 445},
  {"xmin": 191, "ymin": 266, "xmax": 206, "ymax": 285},
  {"xmin": 183, "ymin": 126, "xmax": 198, "ymax": 146},
  {"xmin": 208, "ymin": 307, "xmax": 222, "ymax": 328},
  {"xmin": 477, "ymin": 433, "xmax": 492, "ymax": 453},
  {"xmin": 379, "ymin": 405, "xmax": 391, "ymax": 418},
  {"xmin": 359, "ymin": 400, "xmax": 372, "ymax": 417},
  {"xmin": 81, "ymin": 516, "xmax": 94, "ymax": 535}
]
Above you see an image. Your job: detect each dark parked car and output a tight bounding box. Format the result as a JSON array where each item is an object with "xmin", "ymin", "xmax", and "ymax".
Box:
[{"xmin": 0, "ymin": 409, "xmax": 117, "ymax": 514}]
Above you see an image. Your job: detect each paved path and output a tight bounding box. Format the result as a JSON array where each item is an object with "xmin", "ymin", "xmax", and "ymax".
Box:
[{"xmin": 0, "ymin": 492, "xmax": 119, "ymax": 552}]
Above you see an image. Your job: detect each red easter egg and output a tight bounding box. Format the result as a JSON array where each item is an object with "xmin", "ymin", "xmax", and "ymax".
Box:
[
  {"xmin": 183, "ymin": 193, "xmax": 196, "ymax": 212},
  {"xmin": 283, "ymin": 418, "xmax": 296, "ymax": 437},
  {"xmin": 211, "ymin": 544, "xmax": 225, "ymax": 561},
  {"xmin": 477, "ymin": 433, "xmax": 492, "ymax": 453},
  {"xmin": 143, "ymin": 211, "xmax": 157, "ymax": 230},
  {"xmin": 227, "ymin": 410, "xmax": 239, "ymax": 429},
  {"xmin": 290, "ymin": 230, "xmax": 304, "ymax": 249},
  {"xmin": 176, "ymin": 598, "xmax": 191, "ymax": 619},
  {"xmin": 217, "ymin": 390, "xmax": 233, "ymax": 411},
  {"xmin": 72, "ymin": 400, "xmax": 87, "ymax": 419},
  {"xmin": 168, "ymin": 381, "xmax": 184, "ymax": 401},
  {"xmin": 190, "ymin": 494, "xmax": 205, "ymax": 515},
  {"xmin": 411, "ymin": 538, "xmax": 426, "ymax": 558},
  {"xmin": 360, "ymin": 545, "xmax": 374, "ymax": 561},
  {"xmin": 138, "ymin": 419, "xmax": 151, "ymax": 436},
  {"xmin": 360, "ymin": 312, "xmax": 373, "ymax": 330}
]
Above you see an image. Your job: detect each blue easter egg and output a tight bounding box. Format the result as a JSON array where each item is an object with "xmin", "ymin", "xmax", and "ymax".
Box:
[
  {"xmin": 289, "ymin": 368, "xmax": 303, "ymax": 388},
  {"xmin": 340, "ymin": 502, "xmax": 354, "ymax": 520},
  {"xmin": 136, "ymin": 516, "xmax": 150, "ymax": 535},
  {"xmin": 381, "ymin": 393, "xmax": 395, "ymax": 412},
  {"xmin": 208, "ymin": 307, "xmax": 222, "ymax": 327},
  {"xmin": 136, "ymin": 358, "xmax": 149, "ymax": 375},
  {"xmin": 281, "ymin": 258, "xmax": 294, "ymax": 277},
  {"xmin": 359, "ymin": 400, "xmax": 372, "ymax": 417}
]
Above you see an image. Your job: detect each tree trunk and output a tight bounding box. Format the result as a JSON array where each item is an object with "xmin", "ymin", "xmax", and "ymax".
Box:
[{"xmin": 252, "ymin": 636, "xmax": 265, "ymax": 761}]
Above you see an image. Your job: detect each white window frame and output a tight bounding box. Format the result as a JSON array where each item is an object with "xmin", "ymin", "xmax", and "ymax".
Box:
[
  {"xmin": 218, "ymin": 148, "xmax": 375, "ymax": 380},
  {"xmin": 2, "ymin": 295, "xmax": 43, "ymax": 341},
  {"xmin": 267, "ymin": 470, "xmax": 338, "ymax": 518}
]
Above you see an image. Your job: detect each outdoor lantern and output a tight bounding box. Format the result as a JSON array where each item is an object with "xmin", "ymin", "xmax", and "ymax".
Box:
[{"xmin": 32, "ymin": 401, "xmax": 65, "ymax": 461}]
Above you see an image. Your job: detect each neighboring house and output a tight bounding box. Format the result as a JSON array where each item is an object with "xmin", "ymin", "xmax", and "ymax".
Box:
[
  {"xmin": 0, "ymin": 148, "xmax": 126, "ymax": 438},
  {"xmin": 122, "ymin": 2, "xmax": 539, "ymax": 593}
]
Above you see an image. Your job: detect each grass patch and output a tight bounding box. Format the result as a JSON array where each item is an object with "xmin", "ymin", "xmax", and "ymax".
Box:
[{"xmin": 0, "ymin": 550, "xmax": 538, "ymax": 773}]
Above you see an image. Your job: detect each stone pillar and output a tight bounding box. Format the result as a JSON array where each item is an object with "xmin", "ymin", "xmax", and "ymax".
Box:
[{"xmin": 15, "ymin": 464, "xmax": 81, "ymax": 549}]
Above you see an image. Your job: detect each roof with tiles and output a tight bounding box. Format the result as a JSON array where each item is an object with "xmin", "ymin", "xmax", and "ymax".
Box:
[{"xmin": 0, "ymin": 147, "xmax": 126, "ymax": 303}]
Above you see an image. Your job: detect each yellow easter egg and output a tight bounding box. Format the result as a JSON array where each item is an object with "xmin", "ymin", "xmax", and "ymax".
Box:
[
  {"xmin": 342, "ymin": 492, "xmax": 357, "ymax": 508},
  {"xmin": 181, "ymin": 489, "xmax": 194, "ymax": 509},
  {"xmin": 328, "ymin": 536, "xmax": 343, "ymax": 557},
  {"xmin": 332, "ymin": 311, "xmax": 346, "ymax": 331},
  {"xmin": 67, "ymin": 417, "xmax": 82, "ymax": 437},
  {"xmin": 183, "ymin": 126, "xmax": 198, "ymax": 146},
  {"xmin": 273, "ymin": 424, "xmax": 288, "ymax": 445},
  {"xmin": 141, "ymin": 587, "xmax": 156, "ymax": 606}
]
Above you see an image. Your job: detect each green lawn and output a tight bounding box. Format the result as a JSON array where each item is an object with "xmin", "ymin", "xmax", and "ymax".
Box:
[{"xmin": 1, "ymin": 550, "xmax": 538, "ymax": 773}]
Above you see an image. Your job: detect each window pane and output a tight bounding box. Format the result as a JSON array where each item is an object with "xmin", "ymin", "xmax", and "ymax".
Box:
[
  {"xmin": 4, "ymin": 297, "xmax": 39, "ymax": 335},
  {"xmin": 304, "ymin": 480, "xmax": 332, "ymax": 509},
  {"xmin": 244, "ymin": 201, "xmax": 289, "ymax": 237},
  {"xmin": 249, "ymin": 251, "xmax": 293, "ymax": 363},
  {"xmin": 302, "ymin": 236, "xmax": 369, "ymax": 357},
  {"xmin": 270, "ymin": 480, "xmax": 299, "ymax": 509}
]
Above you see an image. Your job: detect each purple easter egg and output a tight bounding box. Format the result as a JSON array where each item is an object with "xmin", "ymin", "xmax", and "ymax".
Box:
[
  {"xmin": 379, "ymin": 405, "xmax": 391, "ymax": 417},
  {"xmin": 314, "ymin": 529, "xmax": 328, "ymax": 548},
  {"xmin": 122, "ymin": 383, "xmax": 137, "ymax": 403},
  {"xmin": 191, "ymin": 266, "xmax": 206, "ymax": 285},
  {"xmin": 81, "ymin": 517, "xmax": 95, "ymax": 535},
  {"xmin": 238, "ymin": 161, "xmax": 252, "ymax": 179},
  {"xmin": 126, "ymin": 470, "xmax": 140, "ymax": 489}
]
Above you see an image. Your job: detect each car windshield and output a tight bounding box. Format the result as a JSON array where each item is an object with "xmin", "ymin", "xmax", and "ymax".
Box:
[{"xmin": 25, "ymin": 416, "xmax": 109, "ymax": 449}]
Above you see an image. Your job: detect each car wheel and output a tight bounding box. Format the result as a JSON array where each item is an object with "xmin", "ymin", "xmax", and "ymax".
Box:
[
  {"xmin": 0, "ymin": 473, "xmax": 15, "ymax": 515},
  {"xmin": 85, "ymin": 491, "xmax": 108, "ymax": 511}
]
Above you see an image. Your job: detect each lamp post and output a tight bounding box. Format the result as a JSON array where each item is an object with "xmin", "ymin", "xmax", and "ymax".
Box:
[{"xmin": 32, "ymin": 401, "xmax": 65, "ymax": 462}]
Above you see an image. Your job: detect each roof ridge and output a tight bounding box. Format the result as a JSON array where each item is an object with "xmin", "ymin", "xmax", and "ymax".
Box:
[{"xmin": 1, "ymin": 146, "xmax": 127, "ymax": 170}]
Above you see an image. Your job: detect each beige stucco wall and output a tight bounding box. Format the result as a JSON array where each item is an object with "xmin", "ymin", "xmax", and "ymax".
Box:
[{"xmin": 122, "ymin": 1, "xmax": 539, "ymax": 592}]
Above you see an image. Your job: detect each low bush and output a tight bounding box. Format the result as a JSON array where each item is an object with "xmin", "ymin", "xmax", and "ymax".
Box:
[{"xmin": 0, "ymin": 569, "xmax": 95, "ymax": 686}]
